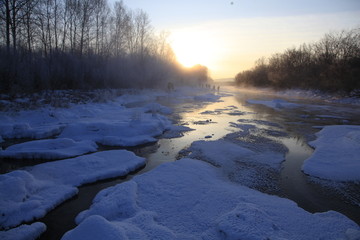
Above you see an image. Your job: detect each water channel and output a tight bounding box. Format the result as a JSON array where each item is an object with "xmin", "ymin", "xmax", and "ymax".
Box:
[{"xmin": 3, "ymin": 86, "xmax": 359, "ymax": 239}]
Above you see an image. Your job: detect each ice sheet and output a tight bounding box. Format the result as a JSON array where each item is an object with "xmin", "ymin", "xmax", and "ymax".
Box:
[
  {"xmin": 0, "ymin": 150, "xmax": 145, "ymax": 229},
  {"xmin": 63, "ymin": 159, "xmax": 359, "ymax": 240},
  {"xmin": 302, "ymin": 125, "xmax": 360, "ymax": 181},
  {"xmin": 0, "ymin": 138, "xmax": 97, "ymax": 159},
  {"xmin": 0, "ymin": 222, "xmax": 46, "ymax": 240}
]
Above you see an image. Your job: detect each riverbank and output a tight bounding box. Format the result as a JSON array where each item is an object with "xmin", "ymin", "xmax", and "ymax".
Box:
[{"xmin": 1, "ymin": 86, "xmax": 359, "ymax": 239}]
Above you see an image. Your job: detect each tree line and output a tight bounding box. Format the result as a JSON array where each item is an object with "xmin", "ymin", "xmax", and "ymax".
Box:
[
  {"xmin": 0, "ymin": 0, "xmax": 208, "ymax": 94},
  {"xmin": 235, "ymin": 28, "xmax": 360, "ymax": 93}
]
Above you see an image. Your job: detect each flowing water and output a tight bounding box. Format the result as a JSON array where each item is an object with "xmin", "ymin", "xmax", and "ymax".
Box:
[{"xmin": 3, "ymin": 86, "xmax": 360, "ymax": 239}]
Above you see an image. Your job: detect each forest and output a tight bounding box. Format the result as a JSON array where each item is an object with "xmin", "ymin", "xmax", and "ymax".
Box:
[
  {"xmin": 0, "ymin": 0, "xmax": 208, "ymax": 94},
  {"xmin": 235, "ymin": 28, "xmax": 360, "ymax": 94}
]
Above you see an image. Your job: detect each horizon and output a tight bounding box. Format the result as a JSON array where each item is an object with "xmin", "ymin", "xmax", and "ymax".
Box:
[{"xmin": 120, "ymin": 0, "xmax": 360, "ymax": 79}]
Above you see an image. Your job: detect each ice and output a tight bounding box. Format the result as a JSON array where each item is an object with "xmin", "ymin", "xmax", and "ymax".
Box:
[
  {"xmin": 0, "ymin": 150, "xmax": 145, "ymax": 229},
  {"xmin": 58, "ymin": 115, "xmax": 171, "ymax": 147},
  {"xmin": 143, "ymin": 102, "xmax": 173, "ymax": 115},
  {"xmin": 0, "ymin": 222, "xmax": 46, "ymax": 240},
  {"xmin": 0, "ymin": 138, "xmax": 98, "ymax": 159},
  {"xmin": 302, "ymin": 125, "xmax": 360, "ymax": 181},
  {"xmin": 0, "ymin": 123, "xmax": 63, "ymax": 140},
  {"xmin": 186, "ymin": 136, "xmax": 285, "ymax": 189},
  {"xmin": 28, "ymin": 150, "xmax": 145, "ymax": 186},
  {"xmin": 63, "ymin": 159, "xmax": 359, "ymax": 240},
  {"xmin": 188, "ymin": 139, "xmax": 284, "ymax": 168},
  {"xmin": 0, "ymin": 87, "xmax": 218, "ymax": 148},
  {"xmin": 247, "ymin": 99, "xmax": 300, "ymax": 110},
  {"xmin": 161, "ymin": 125, "xmax": 194, "ymax": 138},
  {"xmin": 0, "ymin": 170, "xmax": 77, "ymax": 229}
]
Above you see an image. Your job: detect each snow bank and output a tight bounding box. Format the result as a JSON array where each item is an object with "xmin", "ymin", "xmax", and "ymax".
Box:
[
  {"xmin": 0, "ymin": 150, "xmax": 145, "ymax": 229},
  {"xmin": 186, "ymin": 136, "xmax": 286, "ymax": 189},
  {"xmin": 0, "ymin": 138, "xmax": 97, "ymax": 159},
  {"xmin": 276, "ymin": 88, "xmax": 360, "ymax": 105},
  {"xmin": 188, "ymin": 139, "xmax": 284, "ymax": 168},
  {"xmin": 0, "ymin": 170, "xmax": 77, "ymax": 229},
  {"xmin": 161, "ymin": 125, "xmax": 194, "ymax": 138},
  {"xmin": 63, "ymin": 159, "xmax": 359, "ymax": 240},
  {"xmin": 54, "ymin": 102, "xmax": 173, "ymax": 147},
  {"xmin": 58, "ymin": 115, "xmax": 171, "ymax": 147},
  {"xmin": 247, "ymin": 99, "xmax": 300, "ymax": 110},
  {"xmin": 302, "ymin": 125, "xmax": 360, "ymax": 181},
  {"xmin": 0, "ymin": 123, "xmax": 63, "ymax": 140},
  {"xmin": 0, "ymin": 222, "xmax": 46, "ymax": 240},
  {"xmin": 143, "ymin": 102, "xmax": 173, "ymax": 115},
  {"xmin": 0, "ymin": 87, "xmax": 218, "ymax": 149},
  {"xmin": 28, "ymin": 150, "xmax": 145, "ymax": 186}
]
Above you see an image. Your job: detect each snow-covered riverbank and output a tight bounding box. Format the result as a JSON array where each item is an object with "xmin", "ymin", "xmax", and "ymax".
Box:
[{"xmin": 1, "ymin": 86, "xmax": 359, "ymax": 239}]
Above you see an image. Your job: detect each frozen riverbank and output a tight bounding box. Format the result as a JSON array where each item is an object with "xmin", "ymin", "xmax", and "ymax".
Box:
[
  {"xmin": 0, "ymin": 87, "xmax": 223, "ymax": 239},
  {"xmin": 1, "ymin": 86, "xmax": 360, "ymax": 239}
]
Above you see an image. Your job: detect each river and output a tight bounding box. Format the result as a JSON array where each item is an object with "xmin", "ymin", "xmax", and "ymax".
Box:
[{"xmin": 37, "ymin": 85, "xmax": 359, "ymax": 239}]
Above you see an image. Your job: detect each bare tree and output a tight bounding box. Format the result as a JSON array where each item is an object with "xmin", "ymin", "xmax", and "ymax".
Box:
[{"xmin": 110, "ymin": 0, "xmax": 129, "ymax": 56}]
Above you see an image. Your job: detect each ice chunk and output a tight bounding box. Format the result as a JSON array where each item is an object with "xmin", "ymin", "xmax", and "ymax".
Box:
[
  {"xmin": 143, "ymin": 103, "xmax": 173, "ymax": 115},
  {"xmin": 161, "ymin": 125, "xmax": 194, "ymax": 138},
  {"xmin": 0, "ymin": 222, "xmax": 46, "ymax": 240},
  {"xmin": 0, "ymin": 123, "xmax": 63, "ymax": 139},
  {"xmin": 59, "ymin": 115, "xmax": 171, "ymax": 147},
  {"xmin": 29, "ymin": 150, "xmax": 145, "ymax": 187},
  {"xmin": 63, "ymin": 159, "xmax": 359, "ymax": 240},
  {"xmin": 247, "ymin": 99, "xmax": 299, "ymax": 110},
  {"xmin": 0, "ymin": 150, "xmax": 145, "ymax": 229},
  {"xmin": 188, "ymin": 139, "xmax": 284, "ymax": 168},
  {"xmin": 0, "ymin": 170, "xmax": 77, "ymax": 229},
  {"xmin": 0, "ymin": 138, "xmax": 98, "ymax": 159},
  {"xmin": 302, "ymin": 125, "xmax": 360, "ymax": 181}
]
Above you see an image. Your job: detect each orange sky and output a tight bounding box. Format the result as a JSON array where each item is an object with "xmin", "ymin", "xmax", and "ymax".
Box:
[{"xmin": 121, "ymin": 0, "xmax": 360, "ymax": 79}]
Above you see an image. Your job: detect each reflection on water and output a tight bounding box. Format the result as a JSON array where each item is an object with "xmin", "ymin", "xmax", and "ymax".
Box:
[
  {"xmin": 30, "ymin": 86, "xmax": 360, "ymax": 238},
  {"xmin": 157, "ymin": 86, "xmax": 360, "ymax": 224},
  {"xmin": 230, "ymin": 86, "xmax": 360, "ymax": 224}
]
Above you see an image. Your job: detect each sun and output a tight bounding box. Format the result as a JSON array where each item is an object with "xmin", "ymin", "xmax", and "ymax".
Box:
[{"xmin": 170, "ymin": 29, "xmax": 216, "ymax": 68}]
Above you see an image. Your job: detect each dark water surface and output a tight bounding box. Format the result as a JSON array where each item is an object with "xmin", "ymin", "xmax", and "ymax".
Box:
[
  {"xmin": 40, "ymin": 86, "xmax": 360, "ymax": 238},
  {"xmin": 231, "ymin": 87, "xmax": 360, "ymax": 224},
  {"xmin": 3, "ymin": 86, "xmax": 360, "ymax": 239}
]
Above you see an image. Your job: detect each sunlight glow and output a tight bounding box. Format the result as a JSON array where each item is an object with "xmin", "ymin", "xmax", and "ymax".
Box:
[
  {"xmin": 168, "ymin": 10, "xmax": 360, "ymax": 79},
  {"xmin": 170, "ymin": 28, "xmax": 219, "ymax": 68}
]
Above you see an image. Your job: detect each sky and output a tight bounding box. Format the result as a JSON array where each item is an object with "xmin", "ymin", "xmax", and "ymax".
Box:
[{"xmin": 120, "ymin": 0, "xmax": 360, "ymax": 79}]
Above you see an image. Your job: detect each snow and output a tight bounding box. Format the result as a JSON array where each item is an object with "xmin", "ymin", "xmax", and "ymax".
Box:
[
  {"xmin": 143, "ymin": 102, "xmax": 173, "ymax": 115},
  {"xmin": 0, "ymin": 138, "xmax": 98, "ymax": 159},
  {"xmin": 244, "ymin": 87, "xmax": 360, "ymax": 105},
  {"xmin": 28, "ymin": 150, "xmax": 145, "ymax": 186},
  {"xmin": 0, "ymin": 170, "xmax": 76, "ymax": 229},
  {"xmin": 2, "ymin": 87, "xmax": 359, "ymax": 239},
  {"xmin": 161, "ymin": 125, "xmax": 194, "ymax": 138},
  {"xmin": 0, "ymin": 222, "xmax": 46, "ymax": 240},
  {"xmin": 0, "ymin": 87, "xmax": 218, "ymax": 149},
  {"xmin": 185, "ymin": 129, "xmax": 286, "ymax": 189},
  {"xmin": 200, "ymin": 105, "xmax": 252, "ymax": 116},
  {"xmin": 0, "ymin": 150, "xmax": 145, "ymax": 229},
  {"xmin": 302, "ymin": 125, "xmax": 360, "ymax": 181},
  {"xmin": 247, "ymin": 99, "xmax": 300, "ymax": 110},
  {"xmin": 62, "ymin": 159, "xmax": 359, "ymax": 240},
  {"xmin": 58, "ymin": 115, "xmax": 171, "ymax": 147},
  {"xmin": 0, "ymin": 123, "xmax": 63, "ymax": 140},
  {"xmin": 188, "ymin": 139, "xmax": 284, "ymax": 168}
]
